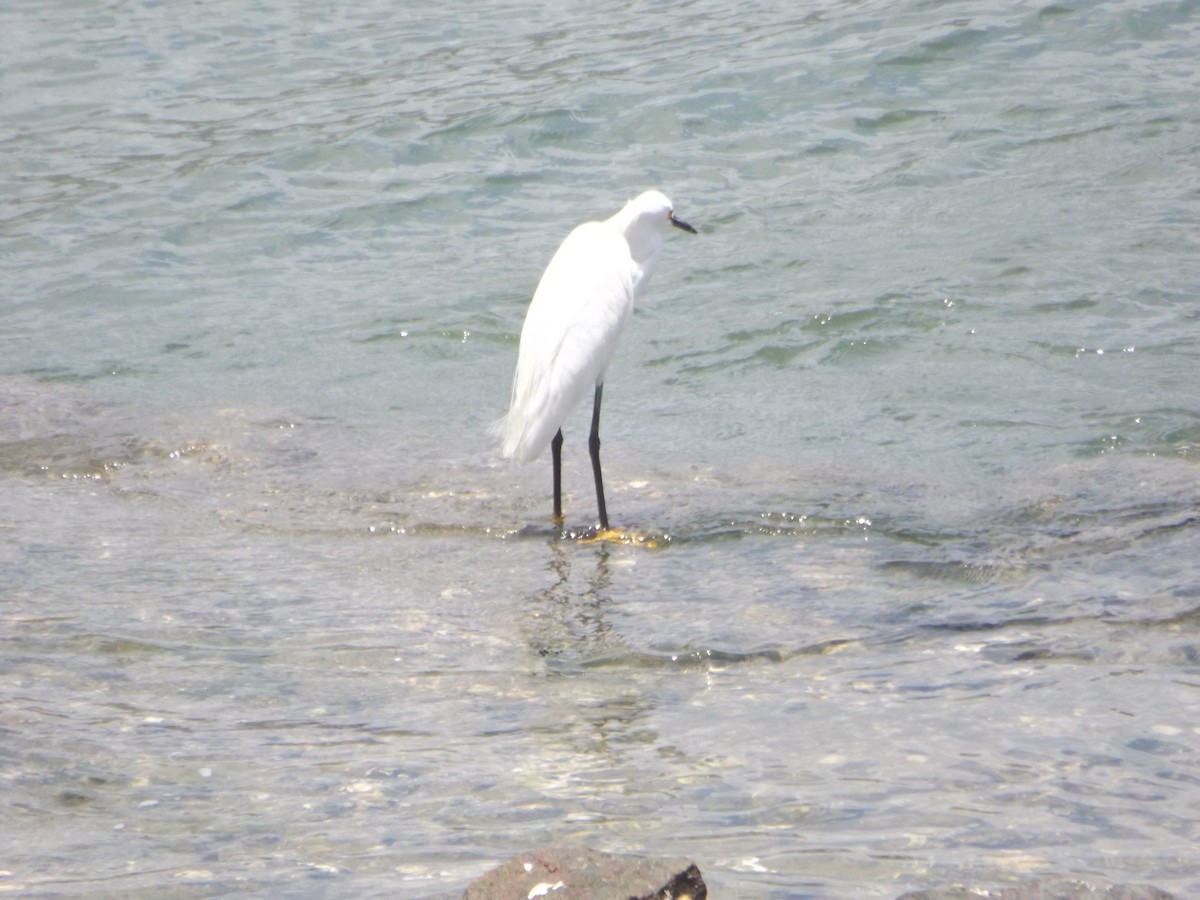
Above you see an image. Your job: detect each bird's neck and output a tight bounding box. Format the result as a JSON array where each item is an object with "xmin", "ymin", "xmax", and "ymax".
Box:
[{"xmin": 608, "ymin": 207, "xmax": 664, "ymax": 271}]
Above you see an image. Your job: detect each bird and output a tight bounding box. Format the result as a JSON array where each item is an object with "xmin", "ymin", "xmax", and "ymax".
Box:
[{"xmin": 494, "ymin": 190, "xmax": 698, "ymax": 532}]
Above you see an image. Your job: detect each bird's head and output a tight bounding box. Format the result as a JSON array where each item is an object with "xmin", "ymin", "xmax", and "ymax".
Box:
[{"xmin": 626, "ymin": 190, "xmax": 697, "ymax": 235}]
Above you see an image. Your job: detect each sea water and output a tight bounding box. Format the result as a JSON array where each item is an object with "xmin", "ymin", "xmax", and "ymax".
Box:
[{"xmin": 2, "ymin": 0, "xmax": 1199, "ymax": 896}]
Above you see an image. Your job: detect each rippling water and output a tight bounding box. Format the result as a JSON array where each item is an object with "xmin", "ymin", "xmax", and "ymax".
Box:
[{"xmin": 3, "ymin": 0, "xmax": 1199, "ymax": 896}]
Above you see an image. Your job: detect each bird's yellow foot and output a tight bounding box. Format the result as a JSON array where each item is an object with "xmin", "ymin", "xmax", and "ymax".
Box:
[{"xmin": 584, "ymin": 528, "xmax": 664, "ymax": 548}]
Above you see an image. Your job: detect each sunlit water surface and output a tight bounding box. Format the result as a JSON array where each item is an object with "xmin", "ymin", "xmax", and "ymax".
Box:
[{"xmin": 3, "ymin": 0, "xmax": 1199, "ymax": 896}]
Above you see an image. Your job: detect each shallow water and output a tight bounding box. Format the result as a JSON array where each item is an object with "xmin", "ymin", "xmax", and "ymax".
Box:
[{"xmin": 3, "ymin": 0, "xmax": 1199, "ymax": 896}]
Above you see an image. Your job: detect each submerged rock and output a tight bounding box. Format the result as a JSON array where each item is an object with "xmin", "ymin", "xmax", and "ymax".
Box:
[
  {"xmin": 896, "ymin": 878, "xmax": 1179, "ymax": 899},
  {"xmin": 463, "ymin": 846, "xmax": 706, "ymax": 900}
]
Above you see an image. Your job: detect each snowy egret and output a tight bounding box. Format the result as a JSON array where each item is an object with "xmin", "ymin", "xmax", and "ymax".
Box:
[{"xmin": 494, "ymin": 190, "xmax": 698, "ymax": 531}]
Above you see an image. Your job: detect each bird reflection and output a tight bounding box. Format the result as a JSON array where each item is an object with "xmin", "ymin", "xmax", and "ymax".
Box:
[
  {"xmin": 518, "ymin": 539, "xmax": 657, "ymax": 778},
  {"xmin": 522, "ymin": 540, "xmax": 622, "ymax": 662}
]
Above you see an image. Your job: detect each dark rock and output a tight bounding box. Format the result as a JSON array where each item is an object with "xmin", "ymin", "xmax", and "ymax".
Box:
[
  {"xmin": 464, "ymin": 846, "xmax": 706, "ymax": 900},
  {"xmin": 896, "ymin": 877, "xmax": 1180, "ymax": 900}
]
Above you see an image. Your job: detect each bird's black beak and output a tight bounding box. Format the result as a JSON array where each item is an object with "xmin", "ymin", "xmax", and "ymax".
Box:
[{"xmin": 669, "ymin": 211, "xmax": 698, "ymax": 234}]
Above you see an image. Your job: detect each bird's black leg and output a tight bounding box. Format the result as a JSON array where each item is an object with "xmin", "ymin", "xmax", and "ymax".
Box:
[
  {"xmin": 551, "ymin": 428, "xmax": 564, "ymax": 523},
  {"xmin": 588, "ymin": 384, "xmax": 609, "ymax": 531}
]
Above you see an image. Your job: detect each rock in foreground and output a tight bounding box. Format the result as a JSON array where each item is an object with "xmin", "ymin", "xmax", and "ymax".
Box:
[{"xmin": 464, "ymin": 846, "xmax": 706, "ymax": 900}]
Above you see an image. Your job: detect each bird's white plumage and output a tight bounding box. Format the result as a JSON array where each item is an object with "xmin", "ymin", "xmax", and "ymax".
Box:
[
  {"xmin": 499, "ymin": 222, "xmax": 633, "ymax": 461},
  {"xmin": 495, "ymin": 190, "xmax": 685, "ymax": 463}
]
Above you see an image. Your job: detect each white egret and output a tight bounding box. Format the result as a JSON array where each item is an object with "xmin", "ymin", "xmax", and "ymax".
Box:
[{"xmin": 494, "ymin": 190, "xmax": 698, "ymax": 531}]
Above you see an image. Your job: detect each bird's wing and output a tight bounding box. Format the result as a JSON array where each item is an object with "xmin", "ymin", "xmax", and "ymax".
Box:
[{"xmin": 499, "ymin": 222, "xmax": 635, "ymax": 461}]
